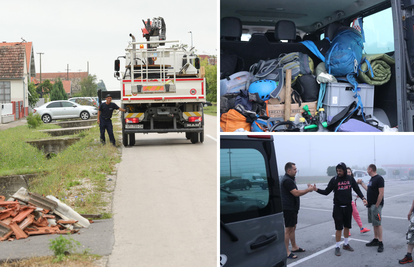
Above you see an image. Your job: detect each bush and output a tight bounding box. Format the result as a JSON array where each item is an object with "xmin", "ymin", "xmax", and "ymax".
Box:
[
  {"xmin": 49, "ymin": 234, "xmax": 81, "ymax": 262},
  {"xmin": 27, "ymin": 112, "xmax": 43, "ymax": 128}
]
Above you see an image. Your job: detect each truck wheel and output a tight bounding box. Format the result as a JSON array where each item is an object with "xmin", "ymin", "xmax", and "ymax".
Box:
[
  {"xmin": 129, "ymin": 133, "xmax": 135, "ymax": 146},
  {"xmin": 185, "ymin": 132, "xmax": 191, "ymax": 139},
  {"xmin": 199, "ymin": 131, "xmax": 204, "ymax": 143},
  {"xmin": 123, "ymin": 133, "xmax": 128, "ymax": 147},
  {"xmin": 190, "ymin": 132, "xmax": 199, "ymax": 144}
]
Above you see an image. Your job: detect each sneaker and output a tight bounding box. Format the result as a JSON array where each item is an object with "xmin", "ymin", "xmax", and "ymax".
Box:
[
  {"xmin": 343, "ymin": 244, "xmax": 354, "ymax": 252},
  {"xmin": 360, "ymin": 228, "xmax": 371, "ymax": 233},
  {"xmin": 335, "ymin": 247, "xmax": 341, "ymax": 256},
  {"xmin": 377, "ymin": 242, "xmax": 384, "ymax": 252},
  {"xmin": 399, "ymin": 255, "xmax": 413, "ymax": 264},
  {"xmin": 366, "ymin": 238, "xmax": 380, "ymax": 247}
]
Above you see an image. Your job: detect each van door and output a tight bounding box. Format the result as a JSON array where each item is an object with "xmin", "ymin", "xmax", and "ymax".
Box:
[{"xmin": 220, "ymin": 135, "xmax": 286, "ymax": 267}]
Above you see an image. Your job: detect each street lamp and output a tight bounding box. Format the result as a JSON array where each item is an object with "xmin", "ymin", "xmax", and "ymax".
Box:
[{"xmin": 188, "ymin": 31, "xmax": 193, "ymax": 49}]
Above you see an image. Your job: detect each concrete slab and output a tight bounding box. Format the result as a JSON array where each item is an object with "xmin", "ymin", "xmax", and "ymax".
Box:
[
  {"xmin": 52, "ymin": 119, "xmax": 97, "ymax": 128},
  {"xmin": 39, "ymin": 126, "xmax": 95, "ymax": 136},
  {"xmin": 26, "ymin": 137, "xmax": 81, "ymax": 155}
]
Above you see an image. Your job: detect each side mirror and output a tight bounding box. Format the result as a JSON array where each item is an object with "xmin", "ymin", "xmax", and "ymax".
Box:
[
  {"xmin": 114, "ymin": 59, "xmax": 120, "ymax": 71},
  {"xmin": 195, "ymin": 57, "xmax": 200, "ymax": 69}
]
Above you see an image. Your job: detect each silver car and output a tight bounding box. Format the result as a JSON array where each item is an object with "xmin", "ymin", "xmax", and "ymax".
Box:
[{"xmin": 33, "ymin": 100, "xmax": 98, "ymax": 123}]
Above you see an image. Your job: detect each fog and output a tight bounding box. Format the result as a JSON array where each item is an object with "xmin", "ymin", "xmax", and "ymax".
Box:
[{"xmin": 273, "ymin": 134, "xmax": 414, "ymax": 177}]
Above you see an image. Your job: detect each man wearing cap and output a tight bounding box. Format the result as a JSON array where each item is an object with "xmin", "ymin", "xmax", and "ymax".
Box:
[
  {"xmin": 97, "ymin": 94, "xmax": 126, "ymax": 146},
  {"xmin": 313, "ymin": 162, "xmax": 367, "ymax": 256}
]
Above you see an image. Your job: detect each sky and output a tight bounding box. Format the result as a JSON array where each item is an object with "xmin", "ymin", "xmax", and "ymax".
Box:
[
  {"xmin": 220, "ymin": 134, "xmax": 414, "ymax": 178},
  {"xmin": 2, "ymin": 0, "xmax": 217, "ymax": 91},
  {"xmin": 273, "ymin": 134, "xmax": 414, "ymax": 176}
]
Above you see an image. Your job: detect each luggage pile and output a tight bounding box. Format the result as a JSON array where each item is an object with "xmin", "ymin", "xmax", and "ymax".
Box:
[{"xmin": 220, "ymin": 19, "xmax": 396, "ymax": 132}]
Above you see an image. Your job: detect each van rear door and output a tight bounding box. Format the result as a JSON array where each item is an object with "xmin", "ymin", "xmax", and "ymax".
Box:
[{"xmin": 220, "ymin": 135, "xmax": 286, "ymax": 267}]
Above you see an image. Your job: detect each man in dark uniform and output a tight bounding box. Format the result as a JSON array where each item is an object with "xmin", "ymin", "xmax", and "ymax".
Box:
[
  {"xmin": 97, "ymin": 94, "xmax": 126, "ymax": 146},
  {"xmin": 281, "ymin": 162, "xmax": 314, "ymax": 259},
  {"xmin": 314, "ymin": 162, "xmax": 367, "ymax": 256}
]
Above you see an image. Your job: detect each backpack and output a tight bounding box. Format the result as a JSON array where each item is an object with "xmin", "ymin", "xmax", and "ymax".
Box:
[
  {"xmin": 220, "ymin": 71, "xmax": 251, "ymax": 96},
  {"xmin": 249, "ymin": 52, "xmax": 314, "ymax": 99},
  {"xmin": 325, "ymin": 27, "xmax": 363, "ymax": 81}
]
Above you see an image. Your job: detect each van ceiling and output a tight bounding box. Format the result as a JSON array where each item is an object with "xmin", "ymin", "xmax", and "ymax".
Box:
[{"xmin": 221, "ymin": 0, "xmax": 388, "ymax": 33}]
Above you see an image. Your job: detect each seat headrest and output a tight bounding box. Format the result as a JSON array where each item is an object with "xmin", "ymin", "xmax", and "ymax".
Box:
[
  {"xmin": 221, "ymin": 17, "xmax": 242, "ymax": 40},
  {"xmin": 325, "ymin": 22, "xmax": 341, "ymax": 41},
  {"xmin": 275, "ymin": 20, "xmax": 296, "ymax": 41}
]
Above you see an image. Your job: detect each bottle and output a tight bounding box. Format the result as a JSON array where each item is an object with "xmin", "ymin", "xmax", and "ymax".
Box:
[
  {"xmin": 319, "ymin": 108, "xmax": 328, "ymax": 128},
  {"xmin": 298, "ymin": 117, "xmax": 307, "ymax": 132}
]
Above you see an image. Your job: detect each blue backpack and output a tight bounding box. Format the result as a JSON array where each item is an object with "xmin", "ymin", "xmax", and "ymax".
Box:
[
  {"xmin": 301, "ymin": 27, "xmax": 373, "ymax": 131},
  {"xmin": 325, "ymin": 27, "xmax": 363, "ymax": 85}
]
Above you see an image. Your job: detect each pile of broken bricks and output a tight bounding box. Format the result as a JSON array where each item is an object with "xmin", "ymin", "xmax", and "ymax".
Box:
[{"xmin": 0, "ymin": 187, "xmax": 90, "ymax": 242}]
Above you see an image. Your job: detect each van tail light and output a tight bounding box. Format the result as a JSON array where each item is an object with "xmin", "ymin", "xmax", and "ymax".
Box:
[
  {"xmin": 125, "ymin": 118, "xmax": 139, "ymax": 124},
  {"xmin": 188, "ymin": 116, "xmax": 202, "ymax": 122}
]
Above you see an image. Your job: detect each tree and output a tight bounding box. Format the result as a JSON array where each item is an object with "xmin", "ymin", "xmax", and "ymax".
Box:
[
  {"xmin": 377, "ymin": 168, "xmax": 386, "ymax": 176},
  {"xmin": 393, "ymin": 169, "xmax": 400, "ymax": 176},
  {"xmin": 28, "ymin": 82, "xmax": 39, "ymax": 108},
  {"xmin": 97, "ymin": 79, "xmax": 107, "ymax": 91},
  {"xmin": 79, "ymin": 74, "xmax": 98, "ymax": 97},
  {"xmin": 199, "ymin": 56, "xmax": 217, "ymax": 103},
  {"xmin": 36, "ymin": 79, "xmax": 53, "ymax": 97},
  {"xmin": 327, "ymin": 166, "xmax": 337, "ymax": 176},
  {"xmin": 50, "ymin": 78, "xmax": 67, "ymax": 101}
]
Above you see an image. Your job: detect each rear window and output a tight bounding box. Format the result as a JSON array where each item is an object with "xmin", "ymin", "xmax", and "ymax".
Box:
[
  {"xmin": 46, "ymin": 102, "xmax": 62, "ymax": 108},
  {"xmin": 220, "ymin": 148, "xmax": 270, "ymax": 219}
]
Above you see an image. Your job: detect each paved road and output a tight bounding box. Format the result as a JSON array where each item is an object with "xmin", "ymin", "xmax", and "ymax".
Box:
[
  {"xmin": 285, "ymin": 180, "xmax": 413, "ymax": 267},
  {"xmin": 108, "ymin": 114, "xmax": 217, "ymax": 267}
]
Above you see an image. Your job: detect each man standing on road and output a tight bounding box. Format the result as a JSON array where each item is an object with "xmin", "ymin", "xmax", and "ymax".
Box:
[
  {"xmin": 313, "ymin": 162, "xmax": 367, "ymax": 256},
  {"xmin": 97, "ymin": 94, "xmax": 126, "ymax": 146},
  {"xmin": 281, "ymin": 162, "xmax": 314, "ymax": 259},
  {"xmin": 357, "ymin": 164, "xmax": 385, "ymax": 253},
  {"xmin": 398, "ymin": 199, "xmax": 414, "ymax": 264}
]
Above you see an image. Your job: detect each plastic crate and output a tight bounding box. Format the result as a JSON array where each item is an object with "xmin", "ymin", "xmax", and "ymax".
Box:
[{"xmin": 322, "ymin": 82, "xmax": 374, "ymax": 118}]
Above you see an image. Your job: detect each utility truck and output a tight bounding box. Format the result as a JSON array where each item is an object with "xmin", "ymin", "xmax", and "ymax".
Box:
[{"xmin": 114, "ymin": 17, "xmax": 206, "ymax": 146}]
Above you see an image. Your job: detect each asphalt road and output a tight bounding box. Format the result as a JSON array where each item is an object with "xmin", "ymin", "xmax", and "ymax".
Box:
[
  {"xmin": 284, "ymin": 179, "xmax": 414, "ymax": 267},
  {"xmin": 108, "ymin": 114, "xmax": 217, "ymax": 267}
]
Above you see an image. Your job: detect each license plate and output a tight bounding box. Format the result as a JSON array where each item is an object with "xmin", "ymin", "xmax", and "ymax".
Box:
[
  {"xmin": 185, "ymin": 123, "xmax": 200, "ymax": 127},
  {"xmin": 125, "ymin": 124, "xmax": 143, "ymax": 129}
]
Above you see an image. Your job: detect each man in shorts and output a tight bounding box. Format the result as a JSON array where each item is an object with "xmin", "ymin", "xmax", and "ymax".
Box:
[
  {"xmin": 280, "ymin": 162, "xmax": 314, "ymax": 259},
  {"xmin": 399, "ymin": 199, "xmax": 414, "ymax": 264},
  {"xmin": 314, "ymin": 162, "xmax": 367, "ymax": 256},
  {"xmin": 357, "ymin": 164, "xmax": 385, "ymax": 252}
]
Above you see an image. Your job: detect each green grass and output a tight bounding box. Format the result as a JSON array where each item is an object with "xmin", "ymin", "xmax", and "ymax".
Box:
[
  {"xmin": 0, "ymin": 118, "xmax": 122, "ymax": 215},
  {"xmin": 204, "ymin": 105, "xmax": 217, "ymax": 116}
]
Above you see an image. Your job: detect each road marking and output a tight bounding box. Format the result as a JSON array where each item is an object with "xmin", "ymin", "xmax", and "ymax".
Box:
[
  {"xmin": 302, "ymin": 207, "xmax": 407, "ymax": 220},
  {"xmin": 287, "ymin": 238, "xmax": 368, "ymax": 267},
  {"xmin": 206, "ymin": 135, "xmax": 216, "ymax": 141},
  {"xmin": 384, "ymin": 192, "xmax": 412, "ymax": 200}
]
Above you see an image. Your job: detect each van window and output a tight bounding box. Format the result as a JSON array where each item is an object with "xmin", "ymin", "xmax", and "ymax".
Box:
[
  {"xmin": 361, "ymin": 8, "xmax": 394, "ymax": 54},
  {"xmin": 241, "ymin": 33, "xmax": 251, "ymax": 41},
  {"xmin": 220, "ymin": 148, "xmax": 270, "ymax": 219}
]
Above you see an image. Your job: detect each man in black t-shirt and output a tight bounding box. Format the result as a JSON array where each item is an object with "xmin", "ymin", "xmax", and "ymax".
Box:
[
  {"xmin": 314, "ymin": 162, "xmax": 367, "ymax": 256},
  {"xmin": 357, "ymin": 164, "xmax": 385, "ymax": 253},
  {"xmin": 97, "ymin": 94, "xmax": 126, "ymax": 146},
  {"xmin": 281, "ymin": 162, "xmax": 314, "ymax": 259}
]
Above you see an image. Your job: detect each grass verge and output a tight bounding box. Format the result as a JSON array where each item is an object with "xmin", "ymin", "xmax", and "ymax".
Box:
[
  {"xmin": 0, "ymin": 117, "xmax": 122, "ymax": 216},
  {"xmin": 204, "ymin": 105, "xmax": 217, "ymax": 116},
  {"xmin": 0, "ymin": 254, "xmax": 102, "ymax": 267}
]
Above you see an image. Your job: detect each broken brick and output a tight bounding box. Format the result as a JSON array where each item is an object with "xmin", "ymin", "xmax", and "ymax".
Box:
[
  {"xmin": 18, "ymin": 214, "xmax": 34, "ymax": 230},
  {"xmin": 9, "ymin": 221, "xmax": 28, "ymax": 240},
  {"xmin": 11, "ymin": 206, "xmax": 35, "ymax": 224}
]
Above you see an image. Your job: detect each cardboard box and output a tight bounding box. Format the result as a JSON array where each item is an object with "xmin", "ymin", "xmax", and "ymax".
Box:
[{"xmin": 267, "ymin": 100, "xmax": 317, "ymax": 118}]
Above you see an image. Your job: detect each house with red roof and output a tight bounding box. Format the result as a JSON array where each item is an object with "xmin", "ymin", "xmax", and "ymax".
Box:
[
  {"xmin": 35, "ymin": 72, "xmax": 87, "ymax": 95},
  {"xmin": 0, "ymin": 41, "xmax": 36, "ymax": 121}
]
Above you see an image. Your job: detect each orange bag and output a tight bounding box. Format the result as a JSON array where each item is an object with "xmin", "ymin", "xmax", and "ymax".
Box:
[{"xmin": 220, "ymin": 109, "xmax": 251, "ymax": 132}]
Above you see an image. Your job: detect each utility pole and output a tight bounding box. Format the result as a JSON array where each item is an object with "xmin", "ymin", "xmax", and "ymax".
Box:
[
  {"xmin": 188, "ymin": 31, "xmax": 193, "ymax": 48},
  {"xmin": 65, "ymin": 64, "xmax": 71, "ymax": 80},
  {"xmin": 37, "ymin": 52, "xmax": 44, "ymax": 83}
]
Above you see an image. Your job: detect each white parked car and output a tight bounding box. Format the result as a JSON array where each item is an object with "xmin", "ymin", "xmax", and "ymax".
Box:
[
  {"xmin": 33, "ymin": 100, "xmax": 98, "ymax": 123},
  {"xmin": 353, "ymin": 170, "xmax": 371, "ymax": 184}
]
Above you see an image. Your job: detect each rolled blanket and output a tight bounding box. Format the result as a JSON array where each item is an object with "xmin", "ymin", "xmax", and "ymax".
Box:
[{"xmin": 358, "ymin": 54, "xmax": 395, "ymax": 85}]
